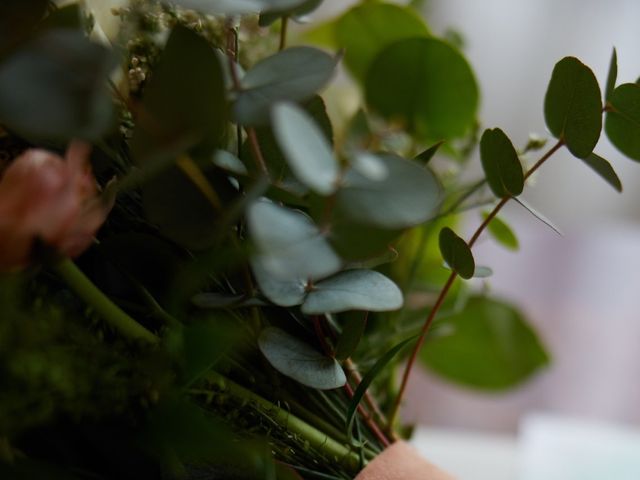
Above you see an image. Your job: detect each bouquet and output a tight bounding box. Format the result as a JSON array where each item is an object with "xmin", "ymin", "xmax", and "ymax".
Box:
[{"xmin": 1, "ymin": 1, "xmax": 637, "ymax": 478}]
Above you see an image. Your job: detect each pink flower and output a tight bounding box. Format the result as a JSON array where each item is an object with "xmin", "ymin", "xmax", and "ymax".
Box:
[{"xmin": 0, "ymin": 141, "xmax": 113, "ymax": 270}]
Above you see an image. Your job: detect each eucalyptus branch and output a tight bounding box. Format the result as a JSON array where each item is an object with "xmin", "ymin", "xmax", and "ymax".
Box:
[{"xmin": 388, "ymin": 138, "xmax": 565, "ymax": 430}]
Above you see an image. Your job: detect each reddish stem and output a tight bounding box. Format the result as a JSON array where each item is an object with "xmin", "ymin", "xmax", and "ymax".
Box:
[{"xmin": 343, "ymin": 381, "xmax": 391, "ymax": 447}]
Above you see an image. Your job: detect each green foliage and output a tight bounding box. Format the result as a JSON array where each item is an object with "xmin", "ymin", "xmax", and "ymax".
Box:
[
  {"xmin": 365, "ymin": 37, "xmax": 478, "ymax": 140},
  {"xmin": 258, "ymin": 327, "xmax": 346, "ymax": 389},
  {"xmin": 335, "ymin": 312, "xmax": 368, "ymax": 361},
  {"xmin": 483, "ymin": 212, "xmax": 519, "ymax": 251},
  {"xmin": 580, "ymin": 153, "xmax": 622, "ymax": 192},
  {"xmin": 439, "ymin": 227, "xmax": 475, "ymax": 279},
  {"xmin": 421, "ymin": 297, "xmax": 550, "ymax": 389},
  {"xmin": 605, "ymin": 47, "xmax": 618, "ymax": 102},
  {"xmin": 605, "ymin": 83, "xmax": 640, "ymax": 161},
  {"xmin": 480, "ymin": 128, "xmax": 524, "ymax": 197},
  {"xmin": 544, "ymin": 56, "xmax": 602, "ymax": 158},
  {"xmin": 335, "ymin": 2, "xmax": 430, "ymax": 81}
]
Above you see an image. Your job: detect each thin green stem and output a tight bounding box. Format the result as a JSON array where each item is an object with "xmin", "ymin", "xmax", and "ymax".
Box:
[
  {"xmin": 388, "ymin": 139, "xmax": 565, "ymax": 431},
  {"xmin": 53, "ymin": 259, "xmax": 158, "ymax": 344},
  {"xmin": 198, "ymin": 372, "xmax": 362, "ymax": 473}
]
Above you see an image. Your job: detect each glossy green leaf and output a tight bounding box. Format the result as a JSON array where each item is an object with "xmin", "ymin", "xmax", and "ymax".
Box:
[
  {"xmin": 272, "ymin": 102, "xmax": 339, "ymax": 195},
  {"xmin": 251, "ymin": 258, "xmax": 307, "ymax": 307},
  {"xmin": 480, "ymin": 128, "xmax": 524, "ymax": 197},
  {"xmin": 131, "ymin": 25, "xmax": 226, "ymax": 162},
  {"xmin": 302, "ymin": 269, "xmax": 403, "ymax": 314},
  {"xmin": 335, "ymin": 2, "xmax": 429, "ymax": 81},
  {"xmin": 365, "ymin": 37, "xmax": 478, "ymax": 140},
  {"xmin": 248, "ymin": 200, "xmax": 341, "ymax": 281},
  {"xmin": 234, "ymin": 46, "xmax": 337, "ymax": 125},
  {"xmin": 346, "ymin": 336, "xmax": 415, "ymax": 434},
  {"xmin": 605, "ymin": 47, "xmax": 617, "ymax": 102},
  {"xmin": 0, "ymin": 30, "xmax": 115, "ymax": 140},
  {"xmin": 258, "ymin": 327, "xmax": 346, "ymax": 389},
  {"xmin": 544, "ymin": 56, "xmax": 602, "ymax": 158},
  {"xmin": 605, "ymin": 83, "xmax": 640, "ymax": 161},
  {"xmin": 335, "ymin": 153, "xmax": 441, "ymax": 229},
  {"xmin": 415, "ymin": 141, "xmax": 444, "ymax": 165},
  {"xmin": 335, "ymin": 312, "xmax": 368, "ymax": 361},
  {"xmin": 421, "ymin": 297, "xmax": 550, "ymax": 390},
  {"xmin": 439, "ymin": 227, "xmax": 475, "ymax": 279},
  {"xmin": 580, "ymin": 153, "xmax": 622, "ymax": 192},
  {"xmin": 483, "ymin": 212, "xmax": 519, "ymax": 251}
]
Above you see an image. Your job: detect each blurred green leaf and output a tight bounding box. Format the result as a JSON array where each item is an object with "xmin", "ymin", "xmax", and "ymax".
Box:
[
  {"xmin": 421, "ymin": 296, "xmax": 550, "ymax": 390},
  {"xmin": 131, "ymin": 25, "xmax": 226, "ymax": 162},
  {"xmin": 272, "ymin": 102, "xmax": 338, "ymax": 195},
  {"xmin": 248, "ymin": 200, "xmax": 341, "ymax": 281},
  {"xmin": 483, "ymin": 212, "xmax": 519, "ymax": 251},
  {"xmin": 40, "ymin": 3, "xmax": 84, "ymax": 31},
  {"xmin": 335, "ymin": 2, "xmax": 429, "ymax": 81},
  {"xmin": 473, "ymin": 266, "xmax": 493, "ymax": 278},
  {"xmin": 0, "ymin": 30, "xmax": 115, "ymax": 140},
  {"xmin": 258, "ymin": 327, "xmax": 346, "ymax": 389},
  {"xmin": 544, "ymin": 56, "xmax": 602, "ymax": 158},
  {"xmin": 259, "ymin": 0, "xmax": 323, "ymax": 25},
  {"xmin": 480, "ymin": 128, "xmax": 524, "ymax": 197},
  {"xmin": 365, "ymin": 37, "xmax": 478, "ymax": 140},
  {"xmin": 328, "ymin": 214, "xmax": 403, "ymax": 261},
  {"xmin": 439, "ymin": 227, "xmax": 475, "ymax": 279},
  {"xmin": 605, "ymin": 83, "xmax": 640, "ymax": 161},
  {"xmin": 170, "ymin": 0, "xmax": 262, "ymax": 14},
  {"xmin": 233, "ymin": 46, "xmax": 337, "ymax": 125},
  {"xmin": 579, "ymin": 152, "xmax": 622, "ymax": 192},
  {"xmin": 302, "ymin": 269, "xmax": 403, "ymax": 314},
  {"xmin": 605, "ymin": 47, "xmax": 617, "ymax": 102},
  {"xmin": 335, "ymin": 312, "xmax": 368, "ymax": 361},
  {"xmin": 335, "ymin": 153, "xmax": 441, "ymax": 229}
]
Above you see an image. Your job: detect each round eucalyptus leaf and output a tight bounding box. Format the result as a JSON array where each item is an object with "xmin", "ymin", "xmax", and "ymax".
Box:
[
  {"xmin": 421, "ymin": 297, "xmax": 549, "ymax": 390},
  {"xmin": 544, "ymin": 56, "xmax": 602, "ymax": 159},
  {"xmin": 234, "ymin": 46, "xmax": 337, "ymax": 125},
  {"xmin": 251, "ymin": 258, "xmax": 307, "ymax": 307},
  {"xmin": 439, "ymin": 227, "xmax": 475, "ymax": 280},
  {"xmin": 0, "ymin": 30, "xmax": 115, "ymax": 140},
  {"xmin": 480, "ymin": 128, "xmax": 524, "ymax": 197},
  {"xmin": 365, "ymin": 37, "xmax": 478, "ymax": 140},
  {"xmin": 336, "ymin": 153, "xmax": 441, "ymax": 229},
  {"xmin": 605, "ymin": 83, "xmax": 640, "ymax": 161},
  {"xmin": 272, "ymin": 102, "xmax": 338, "ymax": 195},
  {"xmin": 258, "ymin": 327, "xmax": 346, "ymax": 389},
  {"xmin": 335, "ymin": 2, "xmax": 429, "ymax": 81},
  {"xmin": 302, "ymin": 269, "xmax": 403, "ymax": 314},
  {"xmin": 579, "ymin": 153, "xmax": 622, "ymax": 192},
  {"xmin": 259, "ymin": 0, "xmax": 323, "ymax": 25},
  {"xmin": 247, "ymin": 200, "xmax": 341, "ymax": 281}
]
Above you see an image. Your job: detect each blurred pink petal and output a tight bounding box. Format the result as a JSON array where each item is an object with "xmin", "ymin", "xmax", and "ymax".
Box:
[{"xmin": 0, "ymin": 142, "xmax": 112, "ymax": 270}]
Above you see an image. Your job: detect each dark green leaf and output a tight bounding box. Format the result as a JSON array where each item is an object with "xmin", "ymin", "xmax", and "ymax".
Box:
[
  {"xmin": 415, "ymin": 141, "xmax": 444, "ymax": 165},
  {"xmin": 234, "ymin": 47, "xmax": 337, "ymax": 125},
  {"xmin": 0, "ymin": 30, "xmax": 115, "ymax": 140},
  {"xmin": 605, "ymin": 48, "xmax": 617, "ymax": 102},
  {"xmin": 335, "ymin": 3, "xmax": 429, "ymax": 81},
  {"xmin": 259, "ymin": 0, "xmax": 323, "ymax": 26},
  {"xmin": 346, "ymin": 336, "xmax": 416, "ymax": 434},
  {"xmin": 272, "ymin": 102, "xmax": 338, "ymax": 194},
  {"xmin": 605, "ymin": 83, "xmax": 640, "ymax": 161},
  {"xmin": 302, "ymin": 269, "xmax": 403, "ymax": 314},
  {"xmin": 336, "ymin": 153, "xmax": 441, "ymax": 229},
  {"xmin": 335, "ymin": 312, "xmax": 368, "ymax": 361},
  {"xmin": 421, "ymin": 296, "xmax": 549, "ymax": 390},
  {"xmin": 480, "ymin": 128, "xmax": 524, "ymax": 197},
  {"xmin": 248, "ymin": 200, "xmax": 341, "ymax": 281},
  {"xmin": 328, "ymin": 215, "xmax": 403, "ymax": 261},
  {"xmin": 579, "ymin": 153, "xmax": 622, "ymax": 192},
  {"xmin": 544, "ymin": 56, "xmax": 602, "ymax": 158},
  {"xmin": 439, "ymin": 227, "xmax": 475, "ymax": 279},
  {"xmin": 258, "ymin": 327, "xmax": 346, "ymax": 389},
  {"xmin": 365, "ymin": 37, "xmax": 478, "ymax": 140},
  {"xmin": 131, "ymin": 25, "xmax": 226, "ymax": 162},
  {"xmin": 483, "ymin": 212, "xmax": 519, "ymax": 250}
]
